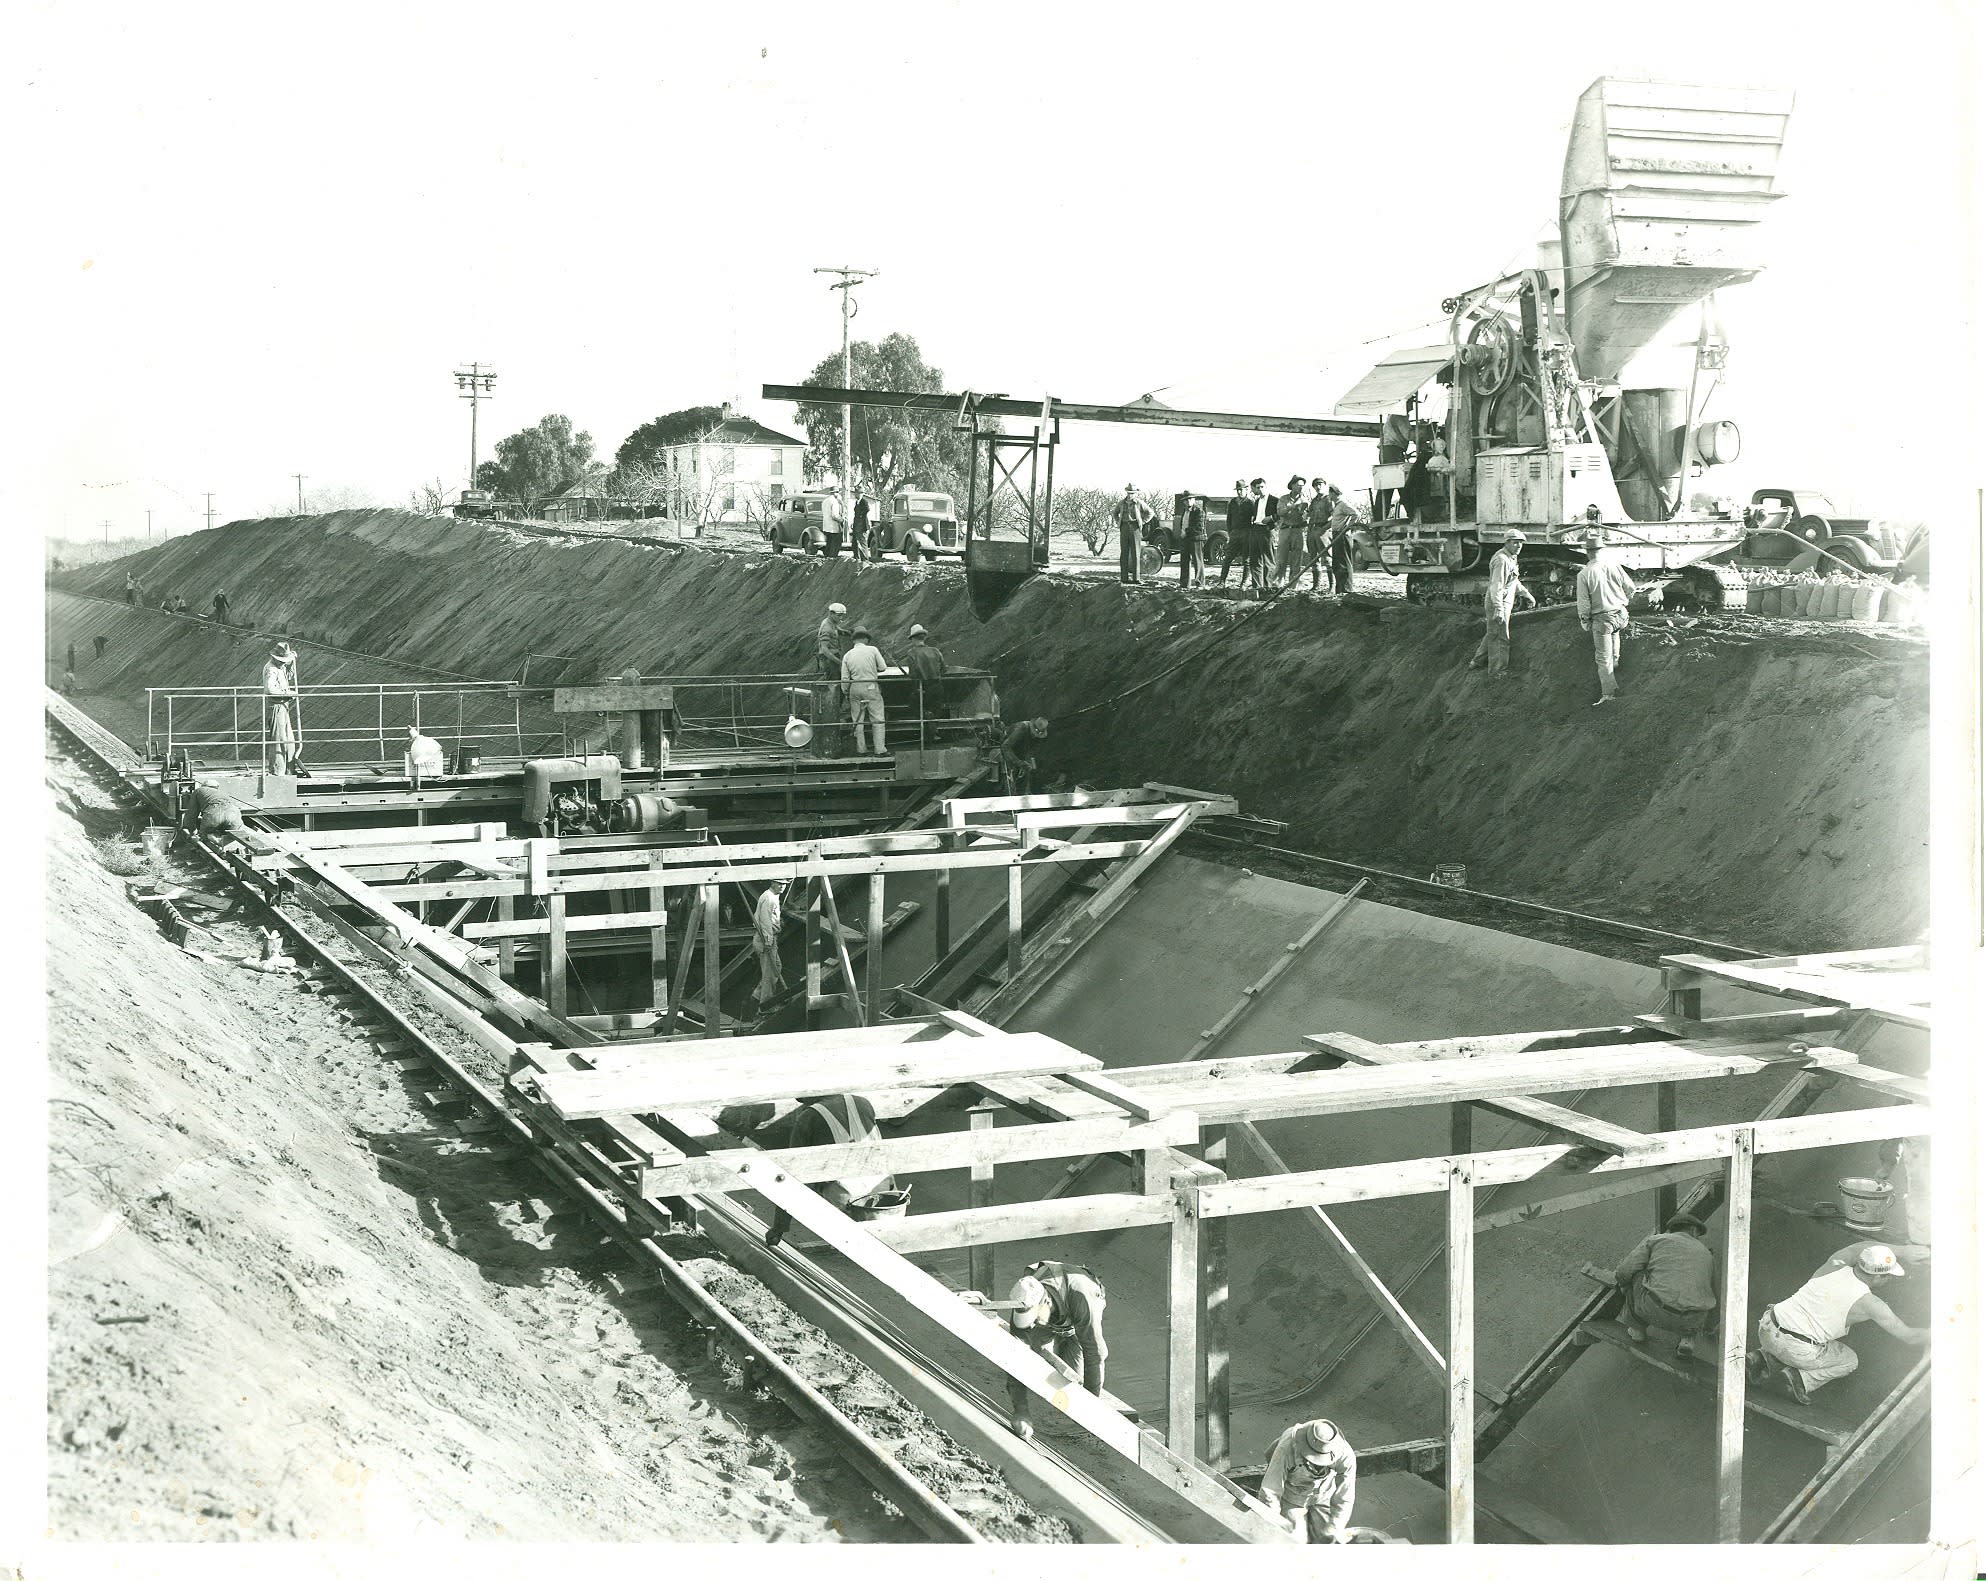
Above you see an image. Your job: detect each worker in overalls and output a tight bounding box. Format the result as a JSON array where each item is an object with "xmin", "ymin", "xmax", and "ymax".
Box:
[
  {"xmin": 1468, "ymin": 531, "xmax": 1534, "ymax": 676},
  {"xmin": 1259, "ymin": 1417, "xmax": 1358, "ymax": 1543},
  {"xmin": 1003, "ymin": 1260, "xmax": 1108, "ymax": 1440},
  {"xmin": 262, "ymin": 641, "xmax": 300, "ymax": 774},
  {"xmin": 762, "ymin": 1094, "xmax": 896, "ymax": 1248}
]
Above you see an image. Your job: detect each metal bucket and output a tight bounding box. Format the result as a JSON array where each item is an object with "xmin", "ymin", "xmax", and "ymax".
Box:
[
  {"xmin": 140, "ymin": 826, "xmax": 175, "ymax": 861},
  {"xmin": 848, "ymin": 1186, "xmax": 912, "ymax": 1222},
  {"xmin": 1431, "ymin": 863, "xmax": 1467, "ymax": 888},
  {"xmin": 1836, "ymin": 1175, "xmax": 1895, "ymax": 1234}
]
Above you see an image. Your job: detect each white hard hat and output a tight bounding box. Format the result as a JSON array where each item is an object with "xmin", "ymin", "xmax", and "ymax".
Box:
[
  {"xmin": 1856, "ymin": 1244, "xmax": 1906, "ymax": 1278},
  {"xmin": 908, "ymin": 623, "xmax": 927, "ymax": 637},
  {"xmin": 1007, "ymin": 1275, "xmax": 1049, "ymax": 1327},
  {"xmin": 828, "ymin": 602, "xmax": 847, "ymax": 615}
]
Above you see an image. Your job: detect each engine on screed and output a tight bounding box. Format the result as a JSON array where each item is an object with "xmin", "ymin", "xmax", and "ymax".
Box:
[
  {"xmin": 1341, "ymin": 78, "xmax": 1801, "ymax": 610},
  {"xmin": 519, "ymin": 756, "xmax": 707, "ymax": 838}
]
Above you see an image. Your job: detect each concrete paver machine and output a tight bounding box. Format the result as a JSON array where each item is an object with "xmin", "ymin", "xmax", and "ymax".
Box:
[{"xmin": 1340, "ymin": 78, "xmax": 1796, "ymax": 607}]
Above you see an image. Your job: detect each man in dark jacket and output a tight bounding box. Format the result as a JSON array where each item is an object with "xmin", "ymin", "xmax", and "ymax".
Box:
[
  {"xmin": 1178, "ymin": 496, "xmax": 1206, "ymax": 589},
  {"xmin": 905, "ymin": 623, "xmax": 948, "ymax": 718},
  {"xmin": 1003, "ymin": 1260, "xmax": 1108, "ymax": 1439},
  {"xmin": 1218, "ymin": 478, "xmax": 1250, "ymax": 586}
]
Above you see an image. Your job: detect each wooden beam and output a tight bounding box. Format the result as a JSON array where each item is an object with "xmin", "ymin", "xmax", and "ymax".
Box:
[
  {"xmin": 1227, "ymin": 1122, "xmax": 1446, "ymax": 1383},
  {"xmin": 1715, "ymin": 1128, "xmax": 1754, "ymax": 1543},
  {"xmin": 1446, "ymin": 1164, "xmax": 1475, "ymax": 1546},
  {"xmin": 967, "ymin": 1104, "xmax": 997, "ymax": 1298},
  {"xmin": 1197, "ymin": 1104, "xmax": 1930, "ymax": 1219},
  {"xmin": 865, "ymin": 873, "xmax": 885, "ymax": 1030},
  {"xmin": 1054, "ymin": 1069, "xmax": 1168, "ymax": 1123},
  {"xmin": 1005, "ymin": 864, "xmax": 1024, "ymax": 981},
  {"xmin": 1657, "ymin": 1083, "xmax": 1680, "ymax": 1223},
  {"xmin": 372, "ymin": 837, "xmax": 1155, "ymax": 901},
  {"xmin": 641, "ymin": 1110, "xmax": 1200, "ymax": 1193},
  {"xmin": 1167, "ymin": 1177, "xmax": 1199, "ymax": 1455},
  {"xmin": 701, "ymin": 882, "xmax": 722, "ymax": 1037},
  {"xmin": 1475, "ymin": 1160, "xmax": 1726, "ymax": 1232},
  {"xmin": 529, "ymin": 1031, "xmax": 1100, "ymax": 1118},
  {"xmin": 1202, "ymin": 1128, "xmax": 1230, "ymax": 1470},
  {"xmin": 934, "ymin": 866, "xmax": 951, "ymax": 959},
  {"xmin": 1761, "ymin": 1359, "xmax": 1930, "ymax": 1543},
  {"xmin": 664, "ymin": 895, "xmax": 703, "ymax": 1035},
  {"xmin": 647, "ymin": 854, "xmax": 667, "ymax": 1015},
  {"xmin": 1184, "ymin": 882, "xmax": 1368, "ymax": 1063},
  {"xmin": 545, "ymin": 896, "xmax": 569, "ymax": 1018},
  {"xmin": 868, "ymin": 1192, "xmax": 1176, "ymax": 1254},
  {"xmin": 818, "ymin": 875, "xmax": 865, "ymax": 1024}
]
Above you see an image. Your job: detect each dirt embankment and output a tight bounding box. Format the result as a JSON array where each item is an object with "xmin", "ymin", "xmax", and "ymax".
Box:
[{"xmin": 59, "ymin": 510, "xmax": 1929, "ymax": 949}]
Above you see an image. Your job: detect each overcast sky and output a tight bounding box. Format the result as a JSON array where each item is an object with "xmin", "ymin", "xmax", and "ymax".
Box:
[{"xmin": 11, "ymin": 0, "xmax": 1978, "ymax": 539}]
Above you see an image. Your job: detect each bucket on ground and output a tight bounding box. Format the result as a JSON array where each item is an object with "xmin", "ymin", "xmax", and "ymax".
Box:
[
  {"xmin": 140, "ymin": 826, "xmax": 175, "ymax": 860},
  {"xmin": 1836, "ymin": 1175, "xmax": 1895, "ymax": 1233},
  {"xmin": 1430, "ymin": 864, "xmax": 1467, "ymax": 888}
]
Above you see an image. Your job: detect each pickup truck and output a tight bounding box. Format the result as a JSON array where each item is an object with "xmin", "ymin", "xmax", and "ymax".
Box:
[{"xmin": 1740, "ymin": 488, "xmax": 1913, "ymax": 577}]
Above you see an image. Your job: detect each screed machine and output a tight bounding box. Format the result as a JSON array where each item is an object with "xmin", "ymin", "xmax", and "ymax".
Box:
[{"xmin": 1340, "ymin": 78, "xmax": 1796, "ymax": 607}]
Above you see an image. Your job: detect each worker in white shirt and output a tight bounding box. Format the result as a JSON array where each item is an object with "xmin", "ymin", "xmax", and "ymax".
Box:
[
  {"xmin": 1468, "ymin": 532, "xmax": 1535, "ymax": 676},
  {"xmin": 1574, "ymin": 529, "xmax": 1639, "ymax": 705},
  {"xmin": 1749, "ymin": 1243, "xmax": 1929, "ymax": 1405},
  {"xmin": 403, "ymin": 724, "xmax": 445, "ymax": 786},
  {"xmin": 840, "ymin": 625, "xmax": 889, "ymax": 755},
  {"xmin": 751, "ymin": 879, "xmax": 789, "ymax": 1010},
  {"xmin": 262, "ymin": 641, "xmax": 300, "ymax": 774},
  {"xmin": 1259, "ymin": 1417, "xmax": 1358, "ymax": 1543}
]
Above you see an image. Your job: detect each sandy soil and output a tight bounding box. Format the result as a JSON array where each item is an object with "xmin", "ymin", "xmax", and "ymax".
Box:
[{"xmin": 45, "ymin": 737, "xmax": 918, "ymax": 1542}]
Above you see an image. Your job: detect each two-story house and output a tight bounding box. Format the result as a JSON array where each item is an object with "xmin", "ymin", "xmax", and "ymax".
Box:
[{"xmin": 659, "ymin": 404, "xmax": 809, "ymax": 528}]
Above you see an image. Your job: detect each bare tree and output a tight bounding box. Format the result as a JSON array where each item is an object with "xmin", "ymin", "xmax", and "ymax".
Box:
[
  {"xmin": 408, "ymin": 477, "xmax": 453, "ymax": 516},
  {"xmin": 1051, "ymin": 486, "xmax": 1121, "ymax": 555}
]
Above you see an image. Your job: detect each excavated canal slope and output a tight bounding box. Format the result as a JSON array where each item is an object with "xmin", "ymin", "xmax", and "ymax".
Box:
[{"xmin": 56, "ymin": 509, "xmax": 1929, "ymax": 950}]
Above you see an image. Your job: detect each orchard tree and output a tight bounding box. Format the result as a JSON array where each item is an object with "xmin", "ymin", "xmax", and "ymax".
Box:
[
  {"xmin": 476, "ymin": 413, "xmax": 596, "ymax": 513},
  {"xmin": 791, "ymin": 333, "xmax": 968, "ymax": 499}
]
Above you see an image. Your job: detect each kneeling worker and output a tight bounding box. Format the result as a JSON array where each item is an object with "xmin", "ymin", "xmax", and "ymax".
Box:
[
  {"xmin": 762, "ymin": 1093, "xmax": 897, "ymax": 1248},
  {"xmin": 1598, "ymin": 1211, "xmax": 1717, "ymax": 1361},
  {"xmin": 1749, "ymin": 1242, "xmax": 1928, "ymax": 1405},
  {"xmin": 1003, "ymin": 1260, "xmax": 1107, "ymax": 1440},
  {"xmin": 184, "ymin": 782, "xmax": 251, "ymax": 854},
  {"xmin": 1261, "ymin": 1417, "xmax": 1358, "ymax": 1544}
]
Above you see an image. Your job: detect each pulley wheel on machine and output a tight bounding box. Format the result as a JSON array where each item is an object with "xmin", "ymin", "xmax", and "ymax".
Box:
[{"xmin": 1464, "ymin": 315, "xmax": 1520, "ymax": 397}]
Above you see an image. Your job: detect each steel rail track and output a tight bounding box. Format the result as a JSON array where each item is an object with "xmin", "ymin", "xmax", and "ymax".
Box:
[{"xmin": 43, "ymin": 689, "xmax": 1002, "ymax": 1544}]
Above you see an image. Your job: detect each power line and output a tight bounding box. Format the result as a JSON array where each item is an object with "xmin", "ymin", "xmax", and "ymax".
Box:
[
  {"xmin": 813, "ymin": 268, "xmax": 877, "ymax": 546},
  {"xmin": 293, "ymin": 473, "xmax": 307, "ymax": 514},
  {"xmin": 455, "ymin": 363, "xmax": 498, "ymax": 489}
]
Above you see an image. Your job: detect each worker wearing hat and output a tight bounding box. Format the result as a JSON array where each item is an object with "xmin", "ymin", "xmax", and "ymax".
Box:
[
  {"xmin": 1002, "ymin": 1260, "xmax": 1108, "ymax": 1440},
  {"xmin": 840, "ymin": 624, "xmax": 889, "ymax": 755},
  {"xmin": 1112, "ymin": 484, "xmax": 1157, "ymax": 586},
  {"xmin": 1218, "ymin": 478, "xmax": 1251, "ymax": 586},
  {"xmin": 1749, "ymin": 1242, "xmax": 1929, "ymax": 1405},
  {"xmin": 262, "ymin": 640, "xmax": 300, "ymax": 775},
  {"xmin": 1574, "ymin": 527, "xmax": 1637, "ymax": 706},
  {"xmin": 997, "ymin": 715, "xmax": 1049, "ymax": 796},
  {"xmin": 1260, "ymin": 1417, "xmax": 1358, "ymax": 1543},
  {"xmin": 815, "ymin": 602, "xmax": 851, "ymax": 679},
  {"xmin": 1597, "ymin": 1212, "xmax": 1717, "ymax": 1361},
  {"xmin": 1468, "ymin": 530, "xmax": 1535, "ymax": 676},
  {"xmin": 904, "ymin": 623, "xmax": 948, "ymax": 719},
  {"xmin": 1274, "ymin": 475, "xmax": 1311, "ymax": 588}
]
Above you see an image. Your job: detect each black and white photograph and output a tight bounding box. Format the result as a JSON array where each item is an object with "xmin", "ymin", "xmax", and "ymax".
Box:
[{"xmin": 8, "ymin": 2, "xmax": 1980, "ymax": 1574}]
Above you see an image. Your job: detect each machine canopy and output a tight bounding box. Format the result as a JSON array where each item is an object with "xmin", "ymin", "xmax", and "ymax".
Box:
[{"xmin": 1334, "ymin": 347, "xmax": 1452, "ymax": 414}]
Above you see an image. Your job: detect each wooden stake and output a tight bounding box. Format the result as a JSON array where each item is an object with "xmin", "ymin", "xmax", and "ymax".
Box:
[
  {"xmin": 968, "ymin": 1102, "xmax": 997, "ymax": 1297},
  {"xmin": 495, "ymin": 894, "xmax": 516, "ymax": 981},
  {"xmin": 805, "ymin": 878, "xmax": 824, "ymax": 1029},
  {"xmin": 545, "ymin": 896, "xmax": 568, "ymax": 1019},
  {"xmin": 1450, "ymin": 1102, "xmax": 1473, "ymax": 1156},
  {"xmin": 1715, "ymin": 1128, "xmax": 1755, "ymax": 1543},
  {"xmin": 1446, "ymin": 1163, "xmax": 1474, "ymax": 1546},
  {"xmin": 648, "ymin": 854, "xmax": 667, "ymax": 1015},
  {"xmin": 1203, "ymin": 1126, "xmax": 1231, "ymax": 1469},
  {"xmin": 1167, "ymin": 1176, "xmax": 1199, "ymax": 1455},
  {"xmin": 701, "ymin": 882, "xmax": 722, "ymax": 1037},
  {"xmin": 1006, "ymin": 864, "xmax": 1024, "ymax": 981},
  {"xmin": 866, "ymin": 873, "xmax": 885, "ymax": 1025}
]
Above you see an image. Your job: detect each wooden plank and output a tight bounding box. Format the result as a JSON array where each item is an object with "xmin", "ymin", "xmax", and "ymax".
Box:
[
  {"xmin": 818, "ymin": 875, "xmax": 865, "ymax": 1024},
  {"xmin": 1657, "ymin": 1082, "xmax": 1680, "ymax": 1222},
  {"xmin": 1575, "ymin": 1320, "xmax": 1849, "ymax": 1446},
  {"xmin": 1198, "ymin": 1104, "xmax": 1931, "ymax": 1219},
  {"xmin": 371, "ymin": 838, "xmax": 1155, "ymax": 901},
  {"xmin": 647, "ymin": 854, "xmax": 667, "ymax": 1014},
  {"xmin": 1005, "ymin": 865, "xmax": 1024, "ymax": 981},
  {"xmin": 701, "ymin": 882, "xmax": 722, "ymax": 1037},
  {"xmin": 966, "ymin": 1104, "xmax": 997, "ymax": 1297},
  {"xmin": 1761, "ymin": 1359, "xmax": 1930, "ymax": 1542},
  {"xmin": 1476, "ymin": 1160, "xmax": 1725, "ymax": 1232},
  {"xmin": 865, "ymin": 874, "xmax": 885, "ymax": 1031},
  {"xmin": 1634, "ymin": 1006, "xmax": 1855, "ymax": 1040},
  {"xmin": 553, "ymin": 681, "xmax": 676, "ymax": 712},
  {"xmin": 592, "ymin": 1018, "xmax": 956, "ymax": 1066},
  {"xmin": 642, "ymin": 1110, "xmax": 1200, "ymax": 1193},
  {"xmin": 1227, "ymin": 1122, "xmax": 1446, "ymax": 1382},
  {"xmin": 868, "ymin": 1192, "xmax": 1176, "ymax": 1254},
  {"xmin": 1166, "ymin": 1180, "xmax": 1199, "ymax": 1456},
  {"xmin": 1202, "ymin": 1129, "xmax": 1230, "ymax": 1470},
  {"xmin": 464, "ymin": 907, "xmax": 675, "ymax": 939},
  {"xmin": 1446, "ymin": 1164, "xmax": 1474, "ymax": 1546},
  {"xmin": 545, "ymin": 896, "xmax": 568, "ymax": 1018},
  {"xmin": 1054, "ymin": 1069, "xmax": 1169, "ymax": 1123},
  {"xmin": 1715, "ymin": 1128, "xmax": 1754, "ymax": 1542},
  {"xmin": 530, "ymin": 1032, "xmax": 1100, "ymax": 1118},
  {"xmin": 664, "ymin": 895, "xmax": 703, "ymax": 1035},
  {"xmin": 1307, "ymin": 1032, "xmax": 1653, "ymax": 1156}
]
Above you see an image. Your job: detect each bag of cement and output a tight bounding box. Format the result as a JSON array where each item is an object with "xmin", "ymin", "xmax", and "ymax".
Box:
[
  {"xmin": 1820, "ymin": 581, "xmax": 1845, "ymax": 619},
  {"xmin": 1848, "ymin": 583, "xmax": 1882, "ymax": 623},
  {"xmin": 1801, "ymin": 579, "xmax": 1825, "ymax": 618}
]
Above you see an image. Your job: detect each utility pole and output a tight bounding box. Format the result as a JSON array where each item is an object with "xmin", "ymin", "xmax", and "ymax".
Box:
[
  {"xmin": 813, "ymin": 267, "xmax": 877, "ymax": 547},
  {"xmin": 294, "ymin": 474, "xmax": 306, "ymax": 514},
  {"xmin": 204, "ymin": 493, "xmax": 216, "ymax": 533},
  {"xmin": 455, "ymin": 363, "xmax": 498, "ymax": 491},
  {"xmin": 146, "ymin": 509, "xmax": 153, "ymax": 539}
]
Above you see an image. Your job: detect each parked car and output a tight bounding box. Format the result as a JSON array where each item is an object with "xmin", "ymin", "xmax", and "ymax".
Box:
[
  {"xmin": 868, "ymin": 490, "xmax": 962, "ymax": 559},
  {"xmin": 766, "ymin": 491, "xmax": 856, "ymax": 555},
  {"xmin": 1740, "ymin": 488, "xmax": 1909, "ymax": 576}
]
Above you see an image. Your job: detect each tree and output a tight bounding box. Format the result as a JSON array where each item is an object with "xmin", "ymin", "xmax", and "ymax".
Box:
[
  {"xmin": 613, "ymin": 406, "xmax": 727, "ymax": 474},
  {"xmin": 791, "ymin": 333, "xmax": 969, "ymax": 500},
  {"xmin": 476, "ymin": 414, "xmax": 596, "ymax": 514},
  {"xmin": 408, "ymin": 477, "xmax": 453, "ymax": 515},
  {"xmin": 1052, "ymin": 487, "xmax": 1122, "ymax": 555}
]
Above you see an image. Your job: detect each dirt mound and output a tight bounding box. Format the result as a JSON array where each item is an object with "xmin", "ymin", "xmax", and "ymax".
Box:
[
  {"xmin": 43, "ymin": 742, "xmax": 914, "ymax": 1541},
  {"xmin": 57, "ymin": 511, "xmax": 1928, "ymax": 948}
]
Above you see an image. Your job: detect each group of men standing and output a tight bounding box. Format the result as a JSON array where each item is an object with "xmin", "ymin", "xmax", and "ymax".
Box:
[
  {"xmin": 813, "ymin": 600, "xmax": 950, "ymax": 756},
  {"xmin": 1112, "ymin": 479, "xmax": 1358, "ymax": 595}
]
